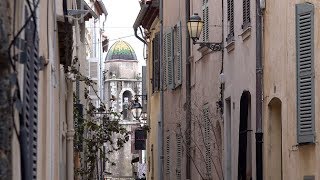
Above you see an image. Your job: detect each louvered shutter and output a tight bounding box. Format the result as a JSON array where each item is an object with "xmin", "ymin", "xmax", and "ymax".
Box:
[
  {"xmin": 203, "ymin": 106, "xmax": 212, "ymax": 177},
  {"xmin": 152, "ymin": 33, "xmax": 160, "ymax": 92},
  {"xmin": 242, "ymin": 0, "xmax": 251, "ymax": 29},
  {"xmin": 165, "ymin": 136, "xmax": 171, "ymax": 176},
  {"xmin": 202, "ymin": 0, "xmax": 209, "ymax": 42},
  {"xmin": 23, "ymin": 8, "xmax": 39, "ymax": 179},
  {"xmin": 175, "ymin": 21, "xmax": 182, "ymax": 86},
  {"xmin": 167, "ymin": 28, "xmax": 175, "ymax": 89},
  {"xmin": 230, "ymin": 0, "xmax": 234, "ymax": 36},
  {"xmin": 176, "ymin": 133, "xmax": 182, "ymax": 180},
  {"xmin": 296, "ymin": 3, "xmax": 315, "ymax": 144},
  {"xmin": 163, "ymin": 32, "xmax": 167, "ymax": 90},
  {"xmin": 142, "ymin": 66, "xmax": 147, "ymax": 112}
]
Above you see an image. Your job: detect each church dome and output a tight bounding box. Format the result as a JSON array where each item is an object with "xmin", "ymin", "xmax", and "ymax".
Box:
[{"xmin": 106, "ymin": 40, "xmax": 137, "ymax": 61}]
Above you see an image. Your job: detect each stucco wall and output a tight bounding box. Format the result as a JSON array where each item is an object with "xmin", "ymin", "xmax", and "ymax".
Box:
[
  {"xmin": 223, "ymin": 0, "xmax": 257, "ymax": 179},
  {"xmin": 263, "ymin": 0, "xmax": 320, "ymax": 179}
]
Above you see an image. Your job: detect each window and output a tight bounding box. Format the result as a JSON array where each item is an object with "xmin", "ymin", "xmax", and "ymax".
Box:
[
  {"xmin": 242, "ymin": 0, "xmax": 251, "ymax": 29},
  {"xmin": 227, "ymin": 0, "xmax": 234, "ymax": 43},
  {"xmin": 152, "ymin": 33, "xmax": 160, "ymax": 92},
  {"xmin": 165, "ymin": 21, "xmax": 183, "ymax": 90},
  {"xmin": 296, "ymin": 2, "xmax": 315, "ymax": 144},
  {"xmin": 202, "ymin": 0, "xmax": 209, "ymax": 42},
  {"xmin": 174, "ymin": 21, "xmax": 182, "ymax": 87},
  {"xmin": 22, "ymin": 7, "xmax": 40, "ymax": 179}
]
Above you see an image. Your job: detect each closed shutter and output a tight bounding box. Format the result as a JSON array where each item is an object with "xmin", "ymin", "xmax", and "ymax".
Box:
[
  {"xmin": 23, "ymin": 8, "xmax": 39, "ymax": 179},
  {"xmin": 296, "ymin": 2, "xmax": 315, "ymax": 144},
  {"xmin": 152, "ymin": 33, "xmax": 160, "ymax": 92},
  {"xmin": 242, "ymin": 0, "xmax": 251, "ymax": 29},
  {"xmin": 165, "ymin": 136, "xmax": 171, "ymax": 176},
  {"xmin": 202, "ymin": 0, "xmax": 209, "ymax": 42},
  {"xmin": 163, "ymin": 32, "xmax": 167, "ymax": 90},
  {"xmin": 142, "ymin": 66, "xmax": 147, "ymax": 112},
  {"xmin": 227, "ymin": 0, "xmax": 234, "ymax": 42},
  {"xmin": 176, "ymin": 133, "xmax": 182, "ymax": 180},
  {"xmin": 167, "ymin": 28, "xmax": 175, "ymax": 89},
  {"xmin": 175, "ymin": 21, "xmax": 182, "ymax": 86},
  {"xmin": 203, "ymin": 106, "xmax": 212, "ymax": 177}
]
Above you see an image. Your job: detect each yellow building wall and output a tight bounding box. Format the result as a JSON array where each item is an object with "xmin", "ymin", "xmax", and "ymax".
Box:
[{"xmin": 146, "ymin": 19, "xmax": 161, "ymax": 180}]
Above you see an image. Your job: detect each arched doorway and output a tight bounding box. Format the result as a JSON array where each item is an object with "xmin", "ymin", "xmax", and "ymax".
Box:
[
  {"xmin": 238, "ymin": 91, "xmax": 252, "ymax": 180},
  {"xmin": 267, "ymin": 98, "xmax": 282, "ymax": 180}
]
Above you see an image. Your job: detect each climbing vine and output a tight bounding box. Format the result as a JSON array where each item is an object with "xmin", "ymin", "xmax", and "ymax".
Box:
[{"xmin": 69, "ymin": 57, "xmax": 130, "ymax": 179}]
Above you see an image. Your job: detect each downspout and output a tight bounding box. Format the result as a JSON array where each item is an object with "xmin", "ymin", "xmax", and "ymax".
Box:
[
  {"xmin": 158, "ymin": 0, "xmax": 164, "ymax": 179},
  {"xmin": 65, "ymin": 0, "xmax": 74, "ymax": 180},
  {"xmin": 255, "ymin": 0, "xmax": 263, "ymax": 180},
  {"xmin": 133, "ymin": 4, "xmax": 148, "ymax": 45},
  {"xmin": 185, "ymin": 0, "xmax": 191, "ymax": 179}
]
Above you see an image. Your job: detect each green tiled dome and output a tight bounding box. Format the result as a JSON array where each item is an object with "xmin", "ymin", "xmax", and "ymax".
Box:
[{"xmin": 106, "ymin": 40, "xmax": 137, "ymax": 61}]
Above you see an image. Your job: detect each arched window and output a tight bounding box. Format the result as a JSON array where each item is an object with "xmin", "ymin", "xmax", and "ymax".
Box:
[{"xmin": 122, "ymin": 90, "xmax": 132, "ymax": 120}]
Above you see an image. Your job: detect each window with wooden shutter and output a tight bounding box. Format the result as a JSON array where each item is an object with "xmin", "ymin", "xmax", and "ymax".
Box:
[
  {"xmin": 203, "ymin": 105, "xmax": 212, "ymax": 177},
  {"xmin": 22, "ymin": 8, "xmax": 39, "ymax": 179},
  {"xmin": 202, "ymin": 0, "xmax": 209, "ymax": 42},
  {"xmin": 152, "ymin": 33, "xmax": 160, "ymax": 92},
  {"xmin": 242, "ymin": 0, "xmax": 251, "ymax": 29},
  {"xmin": 163, "ymin": 32, "xmax": 167, "ymax": 90},
  {"xmin": 227, "ymin": 0, "xmax": 234, "ymax": 43},
  {"xmin": 176, "ymin": 133, "xmax": 182, "ymax": 180},
  {"xmin": 165, "ymin": 135, "xmax": 171, "ymax": 176},
  {"xmin": 174, "ymin": 21, "xmax": 182, "ymax": 87},
  {"xmin": 296, "ymin": 2, "xmax": 315, "ymax": 144},
  {"xmin": 167, "ymin": 28, "xmax": 175, "ymax": 89}
]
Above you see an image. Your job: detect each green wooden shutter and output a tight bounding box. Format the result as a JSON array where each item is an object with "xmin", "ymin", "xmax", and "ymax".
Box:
[
  {"xmin": 176, "ymin": 21, "xmax": 182, "ymax": 86},
  {"xmin": 23, "ymin": 9, "xmax": 39, "ymax": 179},
  {"xmin": 296, "ymin": 2, "xmax": 314, "ymax": 144},
  {"xmin": 230, "ymin": 0, "xmax": 234, "ymax": 36},
  {"xmin": 176, "ymin": 133, "xmax": 182, "ymax": 180},
  {"xmin": 152, "ymin": 33, "xmax": 160, "ymax": 92},
  {"xmin": 167, "ymin": 28, "xmax": 175, "ymax": 89},
  {"xmin": 163, "ymin": 32, "xmax": 167, "ymax": 90}
]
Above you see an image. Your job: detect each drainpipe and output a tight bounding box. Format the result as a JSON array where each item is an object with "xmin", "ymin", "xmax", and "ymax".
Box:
[
  {"xmin": 158, "ymin": 0, "xmax": 164, "ymax": 179},
  {"xmin": 255, "ymin": 0, "xmax": 263, "ymax": 180},
  {"xmin": 185, "ymin": 0, "xmax": 191, "ymax": 179},
  {"xmin": 133, "ymin": 4, "xmax": 148, "ymax": 45}
]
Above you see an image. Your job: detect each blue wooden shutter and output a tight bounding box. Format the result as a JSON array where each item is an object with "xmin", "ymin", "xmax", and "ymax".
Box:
[
  {"xmin": 202, "ymin": 0, "xmax": 209, "ymax": 42},
  {"xmin": 163, "ymin": 32, "xmax": 167, "ymax": 90},
  {"xmin": 203, "ymin": 105, "xmax": 212, "ymax": 177},
  {"xmin": 23, "ymin": 8, "xmax": 39, "ymax": 179},
  {"xmin": 165, "ymin": 135, "xmax": 171, "ymax": 176},
  {"xmin": 176, "ymin": 21, "xmax": 182, "ymax": 86},
  {"xmin": 176, "ymin": 133, "xmax": 182, "ymax": 180},
  {"xmin": 167, "ymin": 28, "xmax": 175, "ymax": 89},
  {"xmin": 296, "ymin": 2, "xmax": 314, "ymax": 144}
]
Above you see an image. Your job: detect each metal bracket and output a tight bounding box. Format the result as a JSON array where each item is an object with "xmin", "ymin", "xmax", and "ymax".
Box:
[{"xmin": 193, "ymin": 40, "xmax": 223, "ymax": 51}]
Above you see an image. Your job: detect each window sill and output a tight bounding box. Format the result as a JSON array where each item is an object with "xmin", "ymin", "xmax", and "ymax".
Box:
[
  {"xmin": 240, "ymin": 26, "xmax": 251, "ymax": 41},
  {"xmin": 197, "ymin": 43, "xmax": 210, "ymax": 54},
  {"xmin": 226, "ymin": 40, "xmax": 235, "ymax": 53}
]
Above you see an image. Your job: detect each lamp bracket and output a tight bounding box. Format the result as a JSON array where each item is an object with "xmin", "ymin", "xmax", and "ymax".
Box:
[{"xmin": 193, "ymin": 40, "xmax": 223, "ymax": 52}]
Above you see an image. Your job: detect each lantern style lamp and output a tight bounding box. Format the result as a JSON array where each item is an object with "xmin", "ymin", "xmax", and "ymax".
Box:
[
  {"xmin": 130, "ymin": 98, "xmax": 143, "ymax": 120},
  {"xmin": 187, "ymin": 13, "xmax": 222, "ymax": 51}
]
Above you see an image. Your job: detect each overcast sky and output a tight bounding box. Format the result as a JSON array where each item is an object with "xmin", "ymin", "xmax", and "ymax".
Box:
[{"xmin": 103, "ymin": 0, "xmax": 146, "ymax": 69}]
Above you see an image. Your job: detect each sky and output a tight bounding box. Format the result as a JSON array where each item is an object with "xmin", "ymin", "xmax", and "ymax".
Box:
[{"xmin": 103, "ymin": 0, "xmax": 146, "ymax": 69}]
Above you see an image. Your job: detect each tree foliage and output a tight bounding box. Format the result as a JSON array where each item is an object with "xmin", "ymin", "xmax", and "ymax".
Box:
[{"xmin": 70, "ymin": 57, "xmax": 130, "ymax": 179}]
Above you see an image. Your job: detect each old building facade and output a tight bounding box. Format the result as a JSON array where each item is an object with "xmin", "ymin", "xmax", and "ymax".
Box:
[{"xmin": 263, "ymin": 0, "xmax": 320, "ymax": 179}]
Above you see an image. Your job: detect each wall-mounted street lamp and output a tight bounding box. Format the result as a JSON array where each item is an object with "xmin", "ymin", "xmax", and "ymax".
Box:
[
  {"xmin": 130, "ymin": 97, "xmax": 143, "ymax": 120},
  {"xmin": 187, "ymin": 13, "xmax": 222, "ymax": 51}
]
